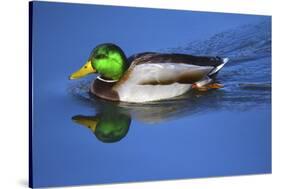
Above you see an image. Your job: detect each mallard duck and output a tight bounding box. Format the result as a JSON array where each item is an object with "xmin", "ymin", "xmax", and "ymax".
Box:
[{"xmin": 69, "ymin": 43, "xmax": 229, "ymax": 103}]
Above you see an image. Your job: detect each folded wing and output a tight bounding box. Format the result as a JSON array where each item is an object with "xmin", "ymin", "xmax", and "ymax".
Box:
[{"xmin": 129, "ymin": 63, "xmax": 213, "ymax": 85}]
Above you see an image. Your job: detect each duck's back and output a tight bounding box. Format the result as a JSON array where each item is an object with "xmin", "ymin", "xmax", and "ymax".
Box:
[{"xmin": 127, "ymin": 52, "xmax": 224, "ymax": 68}]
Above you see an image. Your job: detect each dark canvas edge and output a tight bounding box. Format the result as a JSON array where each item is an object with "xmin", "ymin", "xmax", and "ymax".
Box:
[{"xmin": 29, "ymin": 1, "xmax": 33, "ymax": 188}]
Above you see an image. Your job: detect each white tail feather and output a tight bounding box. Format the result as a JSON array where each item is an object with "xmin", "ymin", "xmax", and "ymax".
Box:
[{"xmin": 208, "ymin": 57, "xmax": 229, "ymax": 76}]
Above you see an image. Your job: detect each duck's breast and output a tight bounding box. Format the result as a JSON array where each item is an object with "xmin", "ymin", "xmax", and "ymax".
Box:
[{"xmin": 90, "ymin": 79, "xmax": 120, "ymax": 101}]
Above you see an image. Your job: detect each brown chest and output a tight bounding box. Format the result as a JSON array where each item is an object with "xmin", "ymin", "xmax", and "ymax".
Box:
[{"xmin": 90, "ymin": 79, "xmax": 120, "ymax": 101}]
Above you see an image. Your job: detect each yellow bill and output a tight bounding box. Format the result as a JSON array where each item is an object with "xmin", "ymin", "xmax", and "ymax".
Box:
[
  {"xmin": 72, "ymin": 115, "xmax": 99, "ymax": 132},
  {"xmin": 69, "ymin": 60, "xmax": 96, "ymax": 80}
]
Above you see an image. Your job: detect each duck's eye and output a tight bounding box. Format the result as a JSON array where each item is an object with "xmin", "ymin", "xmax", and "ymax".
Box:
[
  {"xmin": 95, "ymin": 54, "xmax": 107, "ymax": 59},
  {"xmin": 84, "ymin": 66, "xmax": 87, "ymax": 68}
]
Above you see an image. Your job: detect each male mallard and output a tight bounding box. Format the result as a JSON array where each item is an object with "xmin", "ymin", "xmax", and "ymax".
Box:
[{"xmin": 69, "ymin": 43, "xmax": 229, "ymax": 103}]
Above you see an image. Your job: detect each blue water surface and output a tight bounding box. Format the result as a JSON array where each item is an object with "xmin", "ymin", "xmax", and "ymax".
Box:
[{"xmin": 31, "ymin": 1, "xmax": 271, "ymax": 188}]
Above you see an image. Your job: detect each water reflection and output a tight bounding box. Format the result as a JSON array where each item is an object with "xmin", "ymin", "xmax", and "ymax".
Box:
[
  {"xmin": 72, "ymin": 108, "xmax": 131, "ymax": 143},
  {"xmin": 70, "ymin": 90, "xmax": 208, "ymax": 143}
]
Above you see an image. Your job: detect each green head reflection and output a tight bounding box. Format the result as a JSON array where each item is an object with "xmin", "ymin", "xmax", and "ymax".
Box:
[{"xmin": 72, "ymin": 112, "xmax": 131, "ymax": 143}]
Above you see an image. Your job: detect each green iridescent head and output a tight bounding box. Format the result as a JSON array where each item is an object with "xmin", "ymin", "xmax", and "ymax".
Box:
[
  {"xmin": 72, "ymin": 113, "xmax": 131, "ymax": 143},
  {"xmin": 69, "ymin": 43, "xmax": 128, "ymax": 80}
]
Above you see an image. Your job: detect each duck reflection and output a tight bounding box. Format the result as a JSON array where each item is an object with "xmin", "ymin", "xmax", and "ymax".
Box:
[
  {"xmin": 71, "ymin": 89, "xmax": 216, "ymax": 143},
  {"xmin": 72, "ymin": 111, "xmax": 131, "ymax": 143}
]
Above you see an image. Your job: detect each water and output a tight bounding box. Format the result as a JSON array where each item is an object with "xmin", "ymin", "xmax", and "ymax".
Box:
[{"xmin": 31, "ymin": 2, "xmax": 271, "ymax": 188}]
